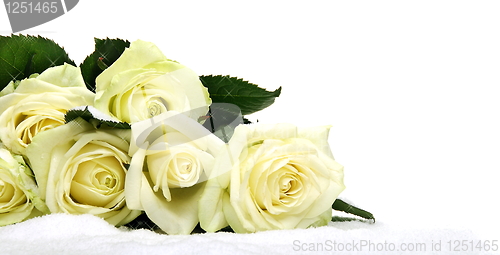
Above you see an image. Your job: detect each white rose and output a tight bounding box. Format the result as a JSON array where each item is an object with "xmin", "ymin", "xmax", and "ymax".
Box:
[
  {"xmin": 199, "ymin": 123, "xmax": 345, "ymax": 233},
  {"xmin": 25, "ymin": 118, "xmax": 140, "ymax": 226},
  {"xmin": 0, "ymin": 64, "xmax": 94, "ymax": 156},
  {"xmin": 0, "ymin": 143, "xmax": 47, "ymax": 226},
  {"xmin": 94, "ymin": 40, "xmax": 211, "ymax": 124},
  {"xmin": 126, "ymin": 111, "xmax": 224, "ymax": 234}
]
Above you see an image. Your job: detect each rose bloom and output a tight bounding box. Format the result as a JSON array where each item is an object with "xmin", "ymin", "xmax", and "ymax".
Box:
[
  {"xmin": 0, "ymin": 143, "xmax": 47, "ymax": 226},
  {"xmin": 126, "ymin": 111, "xmax": 224, "ymax": 234},
  {"xmin": 0, "ymin": 64, "xmax": 94, "ymax": 156},
  {"xmin": 94, "ymin": 40, "xmax": 211, "ymax": 124},
  {"xmin": 25, "ymin": 118, "xmax": 140, "ymax": 226},
  {"xmin": 199, "ymin": 123, "xmax": 345, "ymax": 233}
]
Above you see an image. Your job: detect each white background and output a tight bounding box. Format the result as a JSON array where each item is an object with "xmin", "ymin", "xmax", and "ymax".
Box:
[{"xmin": 1, "ymin": 0, "xmax": 499, "ymax": 235}]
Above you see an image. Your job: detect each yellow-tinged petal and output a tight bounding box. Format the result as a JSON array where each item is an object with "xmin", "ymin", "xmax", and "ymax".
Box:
[
  {"xmin": 94, "ymin": 40, "xmax": 210, "ymax": 124},
  {"xmin": 125, "ymin": 145, "xmax": 147, "ymax": 210},
  {"xmin": 35, "ymin": 63, "xmax": 87, "ymax": 88},
  {"xmin": 140, "ymin": 175, "xmax": 206, "ymax": 235},
  {"xmin": 25, "ymin": 117, "xmax": 138, "ymax": 226},
  {"xmin": 96, "ymin": 40, "xmax": 183, "ymax": 92},
  {"xmin": 205, "ymin": 123, "xmax": 345, "ymax": 233}
]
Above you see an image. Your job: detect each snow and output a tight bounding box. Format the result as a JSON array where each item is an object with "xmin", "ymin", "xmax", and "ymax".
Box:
[
  {"xmin": 0, "ymin": 213, "xmax": 496, "ymax": 255},
  {"xmin": 1, "ymin": 1, "xmax": 500, "ymax": 254}
]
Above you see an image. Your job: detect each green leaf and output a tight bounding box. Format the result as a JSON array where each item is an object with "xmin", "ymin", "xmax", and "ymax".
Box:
[
  {"xmin": 332, "ymin": 199, "xmax": 375, "ymax": 223},
  {"xmin": 65, "ymin": 106, "xmax": 130, "ymax": 129},
  {"xmin": 200, "ymin": 75, "xmax": 281, "ymax": 115},
  {"xmin": 202, "ymin": 103, "xmax": 244, "ymax": 142},
  {"xmin": 331, "ymin": 216, "xmax": 368, "ymax": 223},
  {"xmin": 123, "ymin": 213, "xmax": 161, "ymax": 232},
  {"xmin": 80, "ymin": 38, "xmax": 130, "ymax": 91},
  {"xmin": 217, "ymin": 225, "xmax": 235, "ymax": 233},
  {"xmin": 0, "ymin": 34, "xmax": 75, "ymax": 91}
]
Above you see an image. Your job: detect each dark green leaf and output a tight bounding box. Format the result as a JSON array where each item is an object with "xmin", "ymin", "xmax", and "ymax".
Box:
[
  {"xmin": 123, "ymin": 213, "xmax": 161, "ymax": 232},
  {"xmin": 217, "ymin": 226, "xmax": 235, "ymax": 233},
  {"xmin": 0, "ymin": 34, "xmax": 75, "ymax": 90},
  {"xmin": 332, "ymin": 199, "xmax": 375, "ymax": 223},
  {"xmin": 202, "ymin": 103, "xmax": 244, "ymax": 142},
  {"xmin": 200, "ymin": 75, "xmax": 281, "ymax": 115},
  {"xmin": 80, "ymin": 38, "xmax": 130, "ymax": 91},
  {"xmin": 65, "ymin": 106, "xmax": 130, "ymax": 129},
  {"xmin": 243, "ymin": 117, "xmax": 252, "ymax": 124},
  {"xmin": 331, "ymin": 216, "xmax": 368, "ymax": 223}
]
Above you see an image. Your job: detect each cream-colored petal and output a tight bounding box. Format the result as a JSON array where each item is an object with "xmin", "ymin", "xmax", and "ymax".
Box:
[
  {"xmin": 70, "ymin": 181, "xmax": 121, "ymax": 207},
  {"xmin": 297, "ymin": 125, "xmax": 334, "ymax": 159},
  {"xmin": 35, "ymin": 63, "xmax": 86, "ymax": 88},
  {"xmin": 26, "ymin": 118, "xmax": 94, "ymax": 198},
  {"xmin": 139, "ymin": 175, "xmax": 204, "ymax": 234},
  {"xmin": 125, "ymin": 145, "xmax": 147, "ymax": 210},
  {"xmin": 0, "ymin": 180, "xmax": 16, "ymax": 203},
  {"xmin": 222, "ymin": 191, "xmax": 249, "ymax": 233},
  {"xmin": 198, "ymin": 179, "xmax": 228, "ymax": 232},
  {"xmin": 95, "ymin": 40, "xmax": 182, "ymax": 92}
]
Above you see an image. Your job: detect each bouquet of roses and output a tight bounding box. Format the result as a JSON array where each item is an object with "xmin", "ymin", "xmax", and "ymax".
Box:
[{"xmin": 0, "ymin": 35, "xmax": 373, "ymax": 234}]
